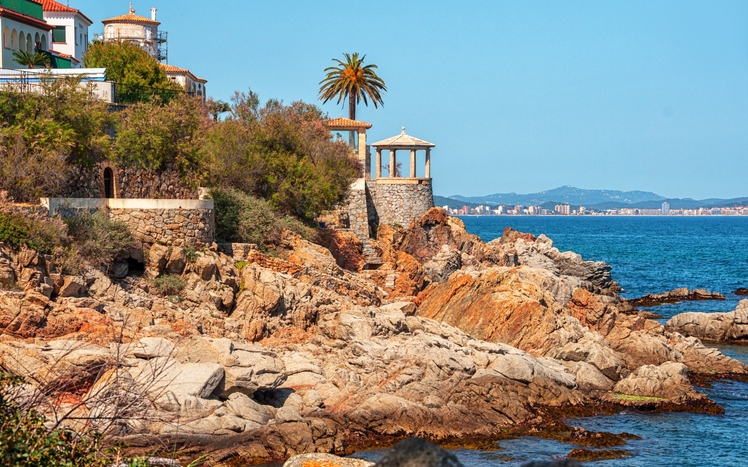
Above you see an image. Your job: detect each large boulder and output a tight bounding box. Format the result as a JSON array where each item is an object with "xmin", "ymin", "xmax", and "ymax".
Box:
[
  {"xmin": 612, "ymin": 362, "xmax": 693, "ymax": 400},
  {"xmin": 374, "ymin": 438, "xmax": 464, "ymax": 467},
  {"xmin": 665, "ymin": 300, "xmax": 748, "ymax": 342}
]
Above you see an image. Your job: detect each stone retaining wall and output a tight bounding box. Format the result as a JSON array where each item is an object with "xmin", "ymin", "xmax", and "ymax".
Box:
[
  {"xmin": 109, "ymin": 207, "xmax": 214, "ymax": 247},
  {"xmin": 346, "ymin": 179, "xmax": 371, "ymax": 239},
  {"xmin": 366, "ymin": 179, "xmax": 434, "ymax": 228},
  {"xmin": 61, "ymin": 163, "xmax": 197, "ymax": 199},
  {"xmin": 41, "ymin": 198, "xmax": 215, "ymax": 247}
]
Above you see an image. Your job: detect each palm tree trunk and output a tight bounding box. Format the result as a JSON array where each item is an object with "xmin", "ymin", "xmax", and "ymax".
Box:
[{"xmin": 348, "ymin": 93, "xmax": 356, "ymax": 120}]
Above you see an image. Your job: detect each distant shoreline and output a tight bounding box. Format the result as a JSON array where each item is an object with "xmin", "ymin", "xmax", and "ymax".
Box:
[{"xmin": 455, "ymin": 214, "xmax": 748, "ymax": 217}]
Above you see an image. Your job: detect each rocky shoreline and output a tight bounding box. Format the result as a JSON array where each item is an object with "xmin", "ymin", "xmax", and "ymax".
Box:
[{"xmin": 1, "ymin": 208, "xmax": 746, "ymax": 465}]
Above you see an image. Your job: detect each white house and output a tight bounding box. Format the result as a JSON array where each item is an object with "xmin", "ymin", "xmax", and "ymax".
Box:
[
  {"xmin": 160, "ymin": 63, "xmax": 207, "ymax": 100},
  {"xmin": 0, "ymin": 0, "xmax": 51, "ymax": 70},
  {"xmin": 100, "ymin": 3, "xmax": 166, "ymax": 62},
  {"xmin": 33, "ymin": 0, "xmax": 92, "ymax": 68}
]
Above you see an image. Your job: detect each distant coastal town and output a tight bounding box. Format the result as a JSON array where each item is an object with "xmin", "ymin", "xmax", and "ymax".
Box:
[{"xmin": 447, "ymin": 201, "xmax": 748, "ymax": 216}]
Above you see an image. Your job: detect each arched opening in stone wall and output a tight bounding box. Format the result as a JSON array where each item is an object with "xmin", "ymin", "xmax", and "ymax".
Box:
[{"xmin": 103, "ymin": 167, "xmax": 114, "ymax": 198}]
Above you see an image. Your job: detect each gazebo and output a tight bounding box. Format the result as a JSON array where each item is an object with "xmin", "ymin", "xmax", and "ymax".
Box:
[
  {"xmin": 325, "ymin": 117, "xmax": 372, "ymax": 172},
  {"xmin": 371, "ymin": 128, "xmax": 435, "ymax": 180}
]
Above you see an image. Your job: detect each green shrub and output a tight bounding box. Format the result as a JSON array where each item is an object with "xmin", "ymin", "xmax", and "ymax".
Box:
[
  {"xmin": 212, "ymin": 188, "xmax": 318, "ymax": 249},
  {"xmin": 0, "ymin": 211, "xmax": 30, "ymax": 250},
  {"xmin": 211, "ymin": 188, "xmax": 282, "ymax": 247},
  {"xmin": 64, "ymin": 211, "xmax": 133, "ymax": 268},
  {"xmin": 185, "ymin": 244, "xmax": 198, "ymax": 263},
  {"xmin": 280, "ymin": 214, "xmax": 317, "ymax": 242},
  {"xmin": 0, "ymin": 373, "xmax": 109, "ymax": 467},
  {"xmin": 0, "ymin": 211, "xmax": 67, "ymax": 254},
  {"xmin": 152, "ymin": 275, "xmax": 186, "ymax": 296}
]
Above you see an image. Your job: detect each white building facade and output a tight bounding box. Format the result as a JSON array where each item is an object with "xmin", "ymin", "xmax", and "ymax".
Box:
[
  {"xmin": 35, "ymin": 0, "xmax": 92, "ymax": 67},
  {"xmin": 0, "ymin": 0, "xmax": 51, "ymax": 70},
  {"xmin": 100, "ymin": 3, "xmax": 166, "ymax": 62},
  {"xmin": 160, "ymin": 63, "xmax": 207, "ymax": 100}
]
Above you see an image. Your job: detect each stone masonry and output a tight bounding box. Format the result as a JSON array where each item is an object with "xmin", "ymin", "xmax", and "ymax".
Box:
[
  {"xmin": 109, "ymin": 208, "xmax": 214, "ymax": 247},
  {"xmin": 366, "ymin": 180, "xmax": 434, "ymax": 229},
  {"xmin": 61, "ymin": 163, "xmax": 197, "ymax": 199}
]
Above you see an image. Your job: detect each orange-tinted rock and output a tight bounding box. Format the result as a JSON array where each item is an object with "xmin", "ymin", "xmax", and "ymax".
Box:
[
  {"xmin": 417, "ymin": 267, "xmax": 564, "ymax": 354},
  {"xmin": 317, "ymin": 229, "xmax": 364, "ymax": 272}
]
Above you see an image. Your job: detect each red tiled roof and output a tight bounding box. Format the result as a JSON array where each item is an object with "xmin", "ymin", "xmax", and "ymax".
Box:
[
  {"xmin": 50, "ymin": 49, "xmax": 80, "ymax": 63},
  {"xmin": 31, "ymin": 0, "xmax": 92, "ymax": 24},
  {"xmin": 102, "ymin": 12, "xmax": 159, "ymax": 25},
  {"xmin": 0, "ymin": 7, "xmax": 52, "ymax": 30},
  {"xmin": 325, "ymin": 117, "xmax": 372, "ymax": 129},
  {"xmin": 159, "ymin": 63, "xmax": 207, "ymax": 83}
]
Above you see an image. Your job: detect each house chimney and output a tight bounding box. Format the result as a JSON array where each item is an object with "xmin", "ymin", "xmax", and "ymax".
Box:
[{"xmin": 150, "ymin": 7, "xmax": 157, "ymax": 21}]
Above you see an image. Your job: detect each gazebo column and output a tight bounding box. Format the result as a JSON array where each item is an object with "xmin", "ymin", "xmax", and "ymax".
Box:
[
  {"xmin": 409, "ymin": 149, "xmax": 416, "ymax": 178},
  {"xmin": 390, "ymin": 149, "xmax": 397, "ymax": 178},
  {"xmin": 357, "ymin": 129, "xmax": 367, "ymax": 161},
  {"xmin": 375, "ymin": 149, "xmax": 382, "ymax": 179},
  {"xmin": 425, "ymin": 148, "xmax": 431, "ymax": 178}
]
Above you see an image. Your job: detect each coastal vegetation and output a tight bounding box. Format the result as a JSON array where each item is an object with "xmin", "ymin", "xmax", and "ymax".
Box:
[
  {"xmin": 83, "ymin": 42, "xmax": 180, "ymax": 103},
  {"xmin": 0, "ymin": 52, "xmax": 360, "ymax": 246}
]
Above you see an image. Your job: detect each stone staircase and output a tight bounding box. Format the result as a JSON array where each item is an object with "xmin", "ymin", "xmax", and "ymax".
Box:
[{"xmin": 361, "ymin": 239, "xmax": 383, "ymax": 268}]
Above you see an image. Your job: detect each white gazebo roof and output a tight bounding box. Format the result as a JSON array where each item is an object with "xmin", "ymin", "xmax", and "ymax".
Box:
[{"xmin": 371, "ymin": 127, "xmax": 435, "ymax": 148}]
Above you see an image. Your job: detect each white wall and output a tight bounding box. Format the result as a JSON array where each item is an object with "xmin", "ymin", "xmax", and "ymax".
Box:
[
  {"xmin": 43, "ymin": 12, "xmax": 91, "ymax": 67},
  {"xmin": 1, "ymin": 17, "xmax": 50, "ymax": 69}
]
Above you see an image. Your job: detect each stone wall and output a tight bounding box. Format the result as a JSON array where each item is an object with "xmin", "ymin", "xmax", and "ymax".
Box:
[
  {"xmin": 109, "ymin": 207, "xmax": 214, "ymax": 247},
  {"xmin": 61, "ymin": 162, "xmax": 198, "ymax": 199},
  {"xmin": 42, "ymin": 198, "xmax": 215, "ymax": 248},
  {"xmin": 366, "ymin": 179, "xmax": 434, "ymax": 229},
  {"xmin": 346, "ymin": 179, "xmax": 371, "ymax": 239}
]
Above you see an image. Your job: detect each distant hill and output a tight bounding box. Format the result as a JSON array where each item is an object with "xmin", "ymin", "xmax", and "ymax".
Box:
[
  {"xmin": 441, "ymin": 186, "xmax": 748, "ymax": 210},
  {"xmin": 449, "ymin": 186, "xmax": 665, "ymax": 206},
  {"xmin": 433, "ymin": 195, "xmax": 480, "ymax": 209}
]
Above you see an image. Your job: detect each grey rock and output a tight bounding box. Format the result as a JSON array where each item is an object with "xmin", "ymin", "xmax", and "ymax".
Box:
[
  {"xmin": 133, "ymin": 337, "xmax": 175, "ymax": 359},
  {"xmin": 112, "ymin": 261, "xmax": 129, "ymax": 279},
  {"xmin": 613, "ymin": 362, "xmax": 692, "ymax": 399},
  {"xmin": 58, "ymin": 276, "xmax": 86, "ymax": 298},
  {"xmin": 665, "ymin": 299, "xmax": 748, "ymax": 342},
  {"xmin": 165, "ymin": 247, "xmax": 186, "ymax": 275},
  {"xmin": 374, "ymin": 438, "xmax": 464, "ymax": 467}
]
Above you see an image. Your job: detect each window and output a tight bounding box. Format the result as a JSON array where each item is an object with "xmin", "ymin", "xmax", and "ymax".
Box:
[
  {"xmin": 74, "ymin": 27, "xmax": 78, "ymax": 45},
  {"xmin": 3, "ymin": 28, "xmax": 9, "ymax": 49},
  {"xmin": 53, "ymin": 26, "xmax": 66, "ymax": 43},
  {"xmin": 18, "ymin": 31, "xmax": 25, "ymax": 51},
  {"xmin": 11, "ymin": 29, "xmax": 17, "ymax": 50},
  {"xmin": 26, "ymin": 34, "xmax": 31, "ymax": 53},
  {"xmin": 40, "ymin": 34, "xmax": 47, "ymax": 51}
]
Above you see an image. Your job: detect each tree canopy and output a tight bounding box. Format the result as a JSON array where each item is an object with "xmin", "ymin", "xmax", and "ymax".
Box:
[
  {"xmin": 83, "ymin": 41, "xmax": 178, "ymax": 103},
  {"xmin": 205, "ymin": 92, "xmax": 360, "ymax": 221},
  {"xmin": 319, "ymin": 52, "xmax": 386, "ymax": 120}
]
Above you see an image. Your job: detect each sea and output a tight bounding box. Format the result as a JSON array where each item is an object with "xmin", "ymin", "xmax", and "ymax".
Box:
[{"xmin": 350, "ymin": 216, "xmax": 748, "ymax": 466}]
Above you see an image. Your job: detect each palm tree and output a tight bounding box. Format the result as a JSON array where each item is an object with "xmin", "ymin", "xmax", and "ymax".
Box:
[
  {"xmin": 319, "ymin": 53, "xmax": 386, "ymax": 121},
  {"xmin": 12, "ymin": 50, "xmax": 51, "ymax": 69}
]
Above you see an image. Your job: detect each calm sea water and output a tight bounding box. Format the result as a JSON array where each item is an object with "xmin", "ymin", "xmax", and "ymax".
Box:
[{"xmin": 350, "ymin": 216, "xmax": 748, "ymax": 466}]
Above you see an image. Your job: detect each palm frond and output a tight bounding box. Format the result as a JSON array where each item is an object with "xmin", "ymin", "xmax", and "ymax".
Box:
[{"xmin": 318, "ymin": 52, "xmax": 387, "ymax": 119}]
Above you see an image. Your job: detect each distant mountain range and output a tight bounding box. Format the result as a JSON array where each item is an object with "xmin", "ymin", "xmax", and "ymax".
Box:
[{"xmin": 439, "ymin": 186, "xmax": 748, "ymax": 210}]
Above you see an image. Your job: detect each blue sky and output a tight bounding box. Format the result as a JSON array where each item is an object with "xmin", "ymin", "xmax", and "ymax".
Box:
[{"xmin": 73, "ymin": 1, "xmax": 748, "ymax": 199}]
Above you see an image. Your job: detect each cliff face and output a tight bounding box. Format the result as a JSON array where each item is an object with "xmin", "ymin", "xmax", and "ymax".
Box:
[{"xmin": 0, "ymin": 208, "xmax": 744, "ymax": 464}]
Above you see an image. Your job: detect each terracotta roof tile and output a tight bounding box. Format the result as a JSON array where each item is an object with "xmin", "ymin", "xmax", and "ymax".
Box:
[
  {"xmin": 31, "ymin": 0, "xmax": 92, "ymax": 24},
  {"xmin": 0, "ymin": 7, "xmax": 52, "ymax": 30},
  {"xmin": 102, "ymin": 6, "xmax": 158, "ymax": 25},
  {"xmin": 325, "ymin": 117, "xmax": 372, "ymax": 129},
  {"xmin": 159, "ymin": 63, "xmax": 207, "ymax": 83}
]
